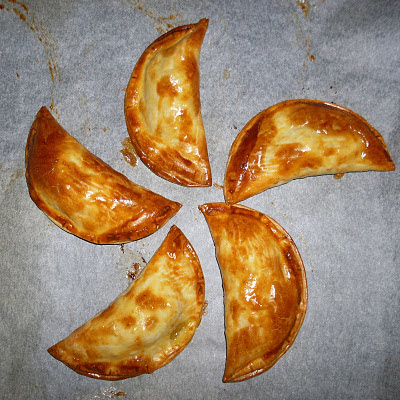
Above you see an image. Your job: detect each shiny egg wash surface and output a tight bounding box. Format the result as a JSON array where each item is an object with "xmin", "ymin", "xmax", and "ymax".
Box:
[
  {"xmin": 48, "ymin": 226, "xmax": 205, "ymax": 380},
  {"xmin": 224, "ymin": 100, "xmax": 395, "ymax": 203},
  {"xmin": 199, "ymin": 203, "xmax": 307, "ymax": 382},
  {"xmin": 124, "ymin": 19, "xmax": 211, "ymax": 187},
  {"xmin": 25, "ymin": 107, "xmax": 181, "ymax": 244}
]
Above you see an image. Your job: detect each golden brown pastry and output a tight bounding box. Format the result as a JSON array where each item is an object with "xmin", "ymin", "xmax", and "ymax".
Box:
[
  {"xmin": 48, "ymin": 225, "xmax": 205, "ymax": 380},
  {"xmin": 224, "ymin": 99, "xmax": 395, "ymax": 203},
  {"xmin": 199, "ymin": 203, "xmax": 307, "ymax": 383},
  {"xmin": 124, "ymin": 19, "xmax": 211, "ymax": 187},
  {"xmin": 26, "ymin": 106, "xmax": 181, "ymax": 244}
]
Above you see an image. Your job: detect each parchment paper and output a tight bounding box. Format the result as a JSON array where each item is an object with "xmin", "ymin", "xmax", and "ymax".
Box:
[{"xmin": 1, "ymin": 0, "xmax": 399, "ymax": 398}]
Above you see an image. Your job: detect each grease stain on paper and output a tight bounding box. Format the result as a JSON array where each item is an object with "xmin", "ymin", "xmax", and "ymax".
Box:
[
  {"xmin": 9, "ymin": 167, "xmax": 25, "ymax": 184},
  {"xmin": 120, "ymin": 137, "xmax": 138, "ymax": 167},
  {"xmin": 223, "ymin": 69, "xmax": 230, "ymax": 80},
  {"xmin": 280, "ymin": 0, "xmax": 326, "ymax": 85},
  {"xmin": 2, "ymin": 167, "xmax": 24, "ymax": 188},
  {"xmin": 123, "ymin": 0, "xmax": 179, "ymax": 33},
  {"xmin": 126, "ymin": 261, "xmax": 144, "ymax": 282},
  {"xmin": 116, "ymin": 247, "xmax": 147, "ymax": 285},
  {"xmin": 1, "ymin": 0, "xmax": 61, "ymax": 116},
  {"xmin": 82, "ymin": 386, "xmax": 126, "ymax": 399},
  {"xmin": 296, "ymin": 0, "xmax": 312, "ymax": 19},
  {"xmin": 1, "ymin": 167, "xmax": 25, "ymax": 207}
]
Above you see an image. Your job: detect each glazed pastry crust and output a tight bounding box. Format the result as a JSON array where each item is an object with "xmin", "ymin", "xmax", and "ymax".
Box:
[
  {"xmin": 124, "ymin": 19, "xmax": 211, "ymax": 187},
  {"xmin": 224, "ymin": 99, "xmax": 395, "ymax": 203},
  {"xmin": 199, "ymin": 203, "xmax": 308, "ymax": 383},
  {"xmin": 26, "ymin": 107, "xmax": 181, "ymax": 244},
  {"xmin": 48, "ymin": 225, "xmax": 205, "ymax": 380}
]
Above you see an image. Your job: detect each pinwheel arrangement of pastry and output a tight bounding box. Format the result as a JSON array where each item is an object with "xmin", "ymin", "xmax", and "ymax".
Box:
[{"xmin": 25, "ymin": 18, "xmax": 395, "ymax": 382}]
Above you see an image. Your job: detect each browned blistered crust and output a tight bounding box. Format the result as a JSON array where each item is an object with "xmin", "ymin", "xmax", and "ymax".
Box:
[
  {"xmin": 124, "ymin": 19, "xmax": 211, "ymax": 187},
  {"xmin": 26, "ymin": 107, "xmax": 181, "ymax": 244},
  {"xmin": 224, "ymin": 99, "xmax": 395, "ymax": 203},
  {"xmin": 199, "ymin": 203, "xmax": 308, "ymax": 383},
  {"xmin": 48, "ymin": 225, "xmax": 205, "ymax": 380}
]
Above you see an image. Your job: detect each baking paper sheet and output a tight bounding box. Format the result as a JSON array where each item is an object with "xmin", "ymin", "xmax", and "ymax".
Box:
[{"xmin": 1, "ymin": 0, "xmax": 399, "ymax": 398}]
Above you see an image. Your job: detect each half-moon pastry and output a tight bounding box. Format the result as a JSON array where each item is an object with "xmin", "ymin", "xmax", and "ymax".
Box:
[
  {"xmin": 48, "ymin": 225, "xmax": 205, "ymax": 380},
  {"xmin": 224, "ymin": 99, "xmax": 395, "ymax": 203},
  {"xmin": 199, "ymin": 203, "xmax": 307, "ymax": 383},
  {"xmin": 26, "ymin": 106, "xmax": 181, "ymax": 244},
  {"xmin": 124, "ymin": 18, "xmax": 211, "ymax": 187}
]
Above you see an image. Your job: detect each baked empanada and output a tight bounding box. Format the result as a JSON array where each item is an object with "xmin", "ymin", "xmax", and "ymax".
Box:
[
  {"xmin": 48, "ymin": 225, "xmax": 205, "ymax": 380},
  {"xmin": 26, "ymin": 107, "xmax": 181, "ymax": 244},
  {"xmin": 199, "ymin": 203, "xmax": 307, "ymax": 383},
  {"xmin": 124, "ymin": 19, "xmax": 211, "ymax": 187},
  {"xmin": 224, "ymin": 99, "xmax": 395, "ymax": 203}
]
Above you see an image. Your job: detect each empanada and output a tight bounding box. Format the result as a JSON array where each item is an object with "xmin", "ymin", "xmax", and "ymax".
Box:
[
  {"xmin": 199, "ymin": 203, "xmax": 307, "ymax": 383},
  {"xmin": 48, "ymin": 225, "xmax": 205, "ymax": 380},
  {"xmin": 224, "ymin": 99, "xmax": 395, "ymax": 203},
  {"xmin": 26, "ymin": 107, "xmax": 181, "ymax": 244},
  {"xmin": 124, "ymin": 19, "xmax": 211, "ymax": 187}
]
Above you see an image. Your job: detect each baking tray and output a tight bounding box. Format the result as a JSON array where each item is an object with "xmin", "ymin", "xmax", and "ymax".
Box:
[{"xmin": 1, "ymin": 0, "xmax": 399, "ymax": 398}]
